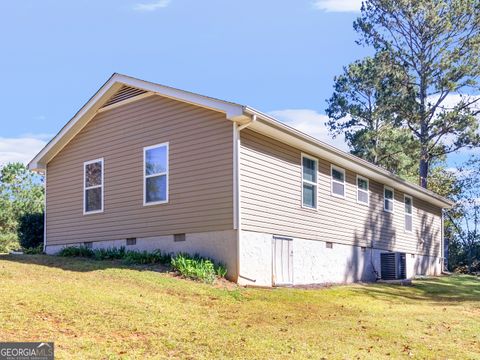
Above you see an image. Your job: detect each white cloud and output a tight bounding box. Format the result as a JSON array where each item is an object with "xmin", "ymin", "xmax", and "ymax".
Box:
[
  {"xmin": 0, "ymin": 135, "xmax": 48, "ymax": 166},
  {"xmin": 268, "ymin": 109, "xmax": 349, "ymax": 151},
  {"xmin": 313, "ymin": 0, "xmax": 362, "ymax": 12},
  {"xmin": 133, "ymin": 0, "xmax": 170, "ymax": 11}
]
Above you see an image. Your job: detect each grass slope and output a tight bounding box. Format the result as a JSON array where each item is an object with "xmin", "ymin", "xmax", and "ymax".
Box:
[{"xmin": 0, "ymin": 255, "xmax": 479, "ymax": 359}]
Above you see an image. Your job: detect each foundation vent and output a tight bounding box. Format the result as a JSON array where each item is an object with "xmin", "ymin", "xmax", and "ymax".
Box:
[
  {"xmin": 126, "ymin": 238, "xmax": 137, "ymax": 246},
  {"xmin": 174, "ymin": 233, "xmax": 186, "ymax": 242},
  {"xmin": 84, "ymin": 242, "xmax": 93, "ymax": 249},
  {"xmin": 102, "ymin": 86, "xmax": 147, "ymax": 108}
]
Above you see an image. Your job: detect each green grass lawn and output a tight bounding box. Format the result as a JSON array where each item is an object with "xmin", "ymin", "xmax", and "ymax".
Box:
[{"xmin": 0, "ymin": 255, "xmax": 479, "ymax": 359}]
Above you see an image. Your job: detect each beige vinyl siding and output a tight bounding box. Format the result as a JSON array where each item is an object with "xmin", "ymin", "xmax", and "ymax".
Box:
[
  {"xmin": 240, "ymin": 129, "xmax": 442, "ymax": 257},
  {"xmin": 46, "ymin": 95, "xmax": 233, "ymax": 245}
]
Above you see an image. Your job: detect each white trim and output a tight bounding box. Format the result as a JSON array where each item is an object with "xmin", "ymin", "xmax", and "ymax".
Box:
[
  {"xmin": 43, "ymin": 169, "xmax": 47, "ymax": 252},
  {"xmin": 97, "ymin": 92, "xmax": 154, "ymax": 113},
  {"xmin": 356, "ymin": 175, "xmax": 369, "ymax": 206},
  {"xmin": 404, "ymin": 194, "xmax": 413, "ymax": 233},
  {"xmin": 28, "ymin": 73, "xmax": 452, "ymax": 210},
  {"xmin": 28, "ymin": 73, "xmax": 245, "ymax": 171},
  {"xmin": 143, "ymin": 142, "xmax": 169, "ymax": 206},
  {"xmin": 83, "ymin": 158, "xmax": 104, "ymax": 215},
  {"xmin": 330, "ymin": 164, "xmax": 346, "ymax": 199},
  {"xmin": 243, "ymin": 107, "xmax": 453, "ymax": 209},
  {"xmin": 384, "ymin": 186, "xmax": 394, "ymax": 213},
  {"xmin": 301, "ymin": 153, "xmax": 318, "ymax": 210}
]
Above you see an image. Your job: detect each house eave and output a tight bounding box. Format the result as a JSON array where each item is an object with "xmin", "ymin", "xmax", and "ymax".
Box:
[
  {"xmin": 242, "ymin": 106, "xmax": 454, "ymax": 209},
  {"xmin": 28, "ymin": 73, "xmax": 245, "ymax": 172}
]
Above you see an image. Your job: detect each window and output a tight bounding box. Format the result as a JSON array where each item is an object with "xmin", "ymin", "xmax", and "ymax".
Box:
[
  {"xmin": 331, "ymin": 165, "xmax": 346, "ymax": 198},
  {"xmin": 357, "ymin": 175, "xmax": 369, "ymax": 205},
  {"xmin": 144, "ymin": 143, "xmax": 169, "ymax": 205},
  {"xmin": 301, "ymin": 154, "xmax": 318, "ymax": 209},
  {"xmin": 384, "ymin": 186, "xmax": 394, "ymax": 213},
  {"xmin": 404, "ymin": 195, "xmax": 413, "ymax": 232},
  {"xmin": 84, "ymin": 158, "xmax": 103, "ymax": 214}
]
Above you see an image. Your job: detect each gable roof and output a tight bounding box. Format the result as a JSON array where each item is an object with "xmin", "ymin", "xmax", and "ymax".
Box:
[{"xmin": 28, "ymin": 73, "xmax": 454, "ymax": 209}]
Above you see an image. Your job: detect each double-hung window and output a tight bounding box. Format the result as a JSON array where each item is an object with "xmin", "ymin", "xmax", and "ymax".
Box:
[
  {"xmin": 84, "ymin": 158, "xmax": 104, "ymax": 214},
  {"xmin": 357, "ymin": 175, "xmax": 369, "ymax": 205},
  {"xmin": 144, "ymin": 143, "xmax": 169, "ymax": 205},
  {"xmin": 384, "ymin": 186, "xmax": 394, "ymax": 213},
  {"xmin": 404, "ymin": 195, "xmax": 413, "ymax": 232},
  {"xmin": 331, "ymin": 165, "xmax": 346, "ymax": 198},
  {"xmin": 302, "ymin": 154, "xmax": 318, "ymax": 209}
]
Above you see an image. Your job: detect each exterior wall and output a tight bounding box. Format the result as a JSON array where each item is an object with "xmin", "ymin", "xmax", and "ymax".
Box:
[
  {"xmin": 238, "ymin": 230, "xmax": 442, "ymax": 287},
  {"xmin": 239, "ymin": 129, "xmax": 443, "ymax": 258},
  {"xmin": 45, "ymin": 230, "xmax": 238, "ymax": 280},
  {"xmin": 46, "ymin": 95, "xmax": 234, "ymax": 246}
]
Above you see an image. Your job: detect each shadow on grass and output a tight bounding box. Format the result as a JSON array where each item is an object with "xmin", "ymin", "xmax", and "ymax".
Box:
[
  {"xmin": 0, "ymin": 254, "xmax": 171, "ymax": 274},
  {"xmin": 351, "ymin": 275, "xmax": 480, "ymax": 304}
]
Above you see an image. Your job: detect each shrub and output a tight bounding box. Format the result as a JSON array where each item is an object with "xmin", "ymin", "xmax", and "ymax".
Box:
[
  {"xmin": 58, "ymin": 246, "xmax": 170, "ymax": 265},
  {"xmin": 58, "ymin": 246, "xmax": 95, "ymax": 258},
  {"xmin": 0, "ymin": 233, "xmax": 19, "ymax": 253},
  {"xmin": 18, "ymin": 212, "xmax": 44, "ymax": 250},
  {"xmin": 23, "ymin": 244, "xmax": 44, "ymax": 254},
  {"xmin": 171, "ymin": 253, "xmax": 227, "ymax": 283},
  {"xmin": 122, "ymin": 250, "xmax": 171, "ymax": 265},
  {"xmin": 57, "ymin": 246, "xmax": 228, "ymax": 283}
]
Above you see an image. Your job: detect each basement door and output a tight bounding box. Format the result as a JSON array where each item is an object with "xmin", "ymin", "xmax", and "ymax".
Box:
[{"xmin": 272, "ymin": 236, "xmax": 293, "ymax": 286}]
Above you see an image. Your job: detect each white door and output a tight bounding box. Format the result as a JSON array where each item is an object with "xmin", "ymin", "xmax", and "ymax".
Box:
[{"xmin": 273, "ymin": 237, "xmax": 293, "ymax": 285}]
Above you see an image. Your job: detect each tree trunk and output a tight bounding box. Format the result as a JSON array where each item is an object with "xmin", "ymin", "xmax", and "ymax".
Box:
[{"xmin": 419, "ymin": 150, "xmax": 429, "ymax": 188}]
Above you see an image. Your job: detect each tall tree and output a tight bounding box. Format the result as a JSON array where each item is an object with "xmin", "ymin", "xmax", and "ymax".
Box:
[
  {"xmin": 446, "ymin": 157, "xmax": 480, "ymax": 271},
  {"xmin": 0, "ymin": 163, "xmax": 44, "ymax": 239},
  {"xmin": 326, "ymin": 54, "xmax": 420, "ymax": 177},
  {"xmin": 353, "ymin": 0, "xmax": 480, "ymax": 188}
]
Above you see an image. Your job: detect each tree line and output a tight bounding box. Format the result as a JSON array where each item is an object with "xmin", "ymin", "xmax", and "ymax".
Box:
[{"xmin": 326, "ymin": 0, "xmax": 480, "ymax": 272}]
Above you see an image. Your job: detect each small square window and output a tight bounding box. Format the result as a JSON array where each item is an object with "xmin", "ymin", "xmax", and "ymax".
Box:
[{"xmin": 326, "ymin": 242, "xmax": 333, "ymax": 249}]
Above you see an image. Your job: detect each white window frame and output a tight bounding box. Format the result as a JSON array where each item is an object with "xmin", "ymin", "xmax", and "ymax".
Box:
[
  {"xmin": 143, "ymin": 142, "xmax": 169, "ymax": 206},
  {"xmin": 356, "ymin": 175, "xmax": 369, "ymax": 206},
  {"xmin": 384, "ymin": 186, "xmax": 394, "ymax": 213},
  {"xmin": 330, "ymin": 165, "xmax": 346, "ymax": 199},
  {"xmin": 83, "ymin": 158, "xmax": 104, "ymax": 215},
  {"xmin": 404, "ymin": 194, "xmax": 413, "ymax": 233},
  {"xmin": 301, "ymin": 153, "xmax": 318, "ymax": 210}
]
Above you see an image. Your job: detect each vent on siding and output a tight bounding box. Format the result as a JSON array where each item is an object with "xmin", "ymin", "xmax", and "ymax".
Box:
[
  {"xmin": 102, "ymin": 86, "xmax": 147, "ymax": 108},
  {"xmin": 174, "ymin": 233, "xmax": 186, "ymax": 242},
  {"xmin": 381, "ymin": 252, "xmax": 406, "ymax": 280}
]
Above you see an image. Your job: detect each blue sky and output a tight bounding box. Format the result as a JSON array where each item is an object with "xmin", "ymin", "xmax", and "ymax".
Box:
[{"xmin": 0, "ymin": 0, "xmax": 474, "ymax": 168}]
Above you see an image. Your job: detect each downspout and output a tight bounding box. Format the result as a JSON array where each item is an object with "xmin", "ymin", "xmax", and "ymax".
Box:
[{"xmin": 234, "ymin": 114, "xmax": 256, "ymax": 283}]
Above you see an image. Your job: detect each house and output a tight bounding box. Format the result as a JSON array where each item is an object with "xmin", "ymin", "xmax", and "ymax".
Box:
[{"xmin": 29, "ymin": 74, "xmax": 454, "ymax": 287}]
